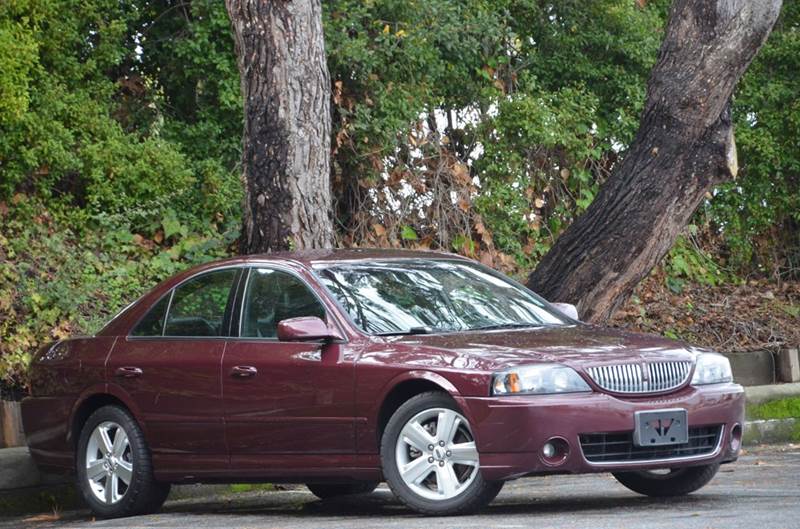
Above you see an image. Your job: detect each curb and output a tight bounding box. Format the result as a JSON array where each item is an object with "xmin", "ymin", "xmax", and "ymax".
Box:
[
  {"xmin": 743, "ymin": 418, "xmax": 799, "ymax": 445},
  {"xmin": 742, "ymin": 383, "xmax": 800, "ymax": 445},
  {"xmin": 744, "ymin": 382, "xmax": 800, "ymax": 405}
]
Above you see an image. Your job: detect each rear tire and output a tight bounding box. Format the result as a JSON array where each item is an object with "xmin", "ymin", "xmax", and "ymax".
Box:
[
  {"xmin": 381, "ymin": 391, "xmax": 503, "ymax": 516},
  {"xmin": 76, "ymin": 405, "xmax": 171, "ymax": 518},
  {"xmin": 613, "ymin": 463, "xmax": 720, "ymax": 497},
  {"xmin": 306, "ymin": 481, "xmax": 379, "ymax": 500}
]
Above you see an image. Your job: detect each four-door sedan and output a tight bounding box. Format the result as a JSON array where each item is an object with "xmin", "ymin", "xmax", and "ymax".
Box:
[{"xmin": 22, "ymin": 249, "xmax": 744, "ymax": 518}]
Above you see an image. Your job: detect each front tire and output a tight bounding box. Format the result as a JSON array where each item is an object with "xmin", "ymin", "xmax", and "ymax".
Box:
[
  {"xmin": 381, "ymin": 391, "xmax": 503, "ymax": 516},
  {"xmin": 306, "ymin": 481, "xmax": 379, "ymax": 500},
  {"xmin": 76, "ymin": 405, "xmax": 171, "ymax": 518},
  {"xmin": 613, "ymin": 463, "xmax": 720, "ymax": 497}
]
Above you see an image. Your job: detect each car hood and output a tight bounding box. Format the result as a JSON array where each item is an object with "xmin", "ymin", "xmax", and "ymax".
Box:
[{"xmin": 380, "ymin": 324, "xmax": 700, "ymax": 372}]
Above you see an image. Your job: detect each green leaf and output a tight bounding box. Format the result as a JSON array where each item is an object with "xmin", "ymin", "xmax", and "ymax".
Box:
[
  {"xmin": 162, "ymin": 211, "xmax": 186, "ymax": 239},
  {"xmin": 400, "ymin": 225, "xmax": 418, "ymax": 240}
]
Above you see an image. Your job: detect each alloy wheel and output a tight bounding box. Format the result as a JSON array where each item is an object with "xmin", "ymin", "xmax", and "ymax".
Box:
[
  {"xmin": 394, "ymin": 407, "xmax": 479, "ymax": 501},
  {"xmin": 85, "ymin": 421, "xmax": 133, "ymax": 505}
]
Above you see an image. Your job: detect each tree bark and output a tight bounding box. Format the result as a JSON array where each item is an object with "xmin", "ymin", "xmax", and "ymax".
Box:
[
  {"xmin": 226, "ymin": 0, "xmax": 333, "ymax": 253},
  {"xmin": 527, "ymin": 0, "xmax": 782, "ymax": 322}
]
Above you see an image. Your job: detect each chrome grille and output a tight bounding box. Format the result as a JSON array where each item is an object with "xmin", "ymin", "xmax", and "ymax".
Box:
[{"xmin": 586, "ymin": 361, "xmax": 691, "ymax": 394}]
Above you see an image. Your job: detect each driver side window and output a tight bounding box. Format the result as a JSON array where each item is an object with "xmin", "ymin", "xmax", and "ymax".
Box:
[{"xmin": 241, "ymin": 268, "xmax": 325, "ymax": 339}]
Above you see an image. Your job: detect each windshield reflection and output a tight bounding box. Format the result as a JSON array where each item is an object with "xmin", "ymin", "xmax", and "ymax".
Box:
[{"xmin": 314, "ymin": 260, "xmax": 566, "ymax": 335}]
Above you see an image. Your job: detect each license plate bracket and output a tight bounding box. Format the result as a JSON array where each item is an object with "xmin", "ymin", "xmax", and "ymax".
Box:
[{"xmin": 634, "ymin": 408, "xmax": 688, "ymax": 447}]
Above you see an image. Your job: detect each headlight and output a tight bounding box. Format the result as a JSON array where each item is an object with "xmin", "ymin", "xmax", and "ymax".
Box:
[
  {"xmin": 691, "ymin": 353, "xmax": 733, "ymax": 385},
  {"xmin": 492, "ymin": 364, "xmax": 592, "ymax": 395}
]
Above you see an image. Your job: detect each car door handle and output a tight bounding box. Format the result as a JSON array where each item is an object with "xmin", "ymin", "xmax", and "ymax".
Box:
[
  {"xmin": 114, "ymin": 366, "xmax": 143, "ymax": 378},
  {"xmin": 230, "ymin": 365, "xmax": 258, "ymax": 378}
]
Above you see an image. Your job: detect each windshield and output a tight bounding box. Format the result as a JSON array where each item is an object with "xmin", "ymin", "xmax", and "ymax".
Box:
[{"xmin": 314, "ymin": 259, "xmax": 568, "ymax": 335}]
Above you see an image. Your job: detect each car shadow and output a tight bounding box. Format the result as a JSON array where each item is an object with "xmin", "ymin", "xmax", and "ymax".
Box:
[
  {"xmin": 8, "ymin": 488, "xmax": 725, "ymax": 527},
  {"xmin": 158, "ymin": 488, "xmax": 720, "ymax": 519}
]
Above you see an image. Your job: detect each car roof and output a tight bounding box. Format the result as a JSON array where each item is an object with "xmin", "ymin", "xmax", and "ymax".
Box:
[{"xmin": 212, "ymin": 248, "xmax": 470, "ymax": 268}]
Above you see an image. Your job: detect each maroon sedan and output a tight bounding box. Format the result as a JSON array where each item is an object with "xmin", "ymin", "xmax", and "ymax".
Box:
[{"xmin": 22, "ymin": 249, "xmax": 744, "ymax": 517}]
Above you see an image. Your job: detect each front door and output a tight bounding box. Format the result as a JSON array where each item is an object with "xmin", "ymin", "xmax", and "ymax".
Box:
[
  {"xmin": 109, "ymin": 267, "xmax": 240, "ymax": 473},
  {"xmin": 223, "ymin": 267, "xmax": 355, "ymax": 469}
]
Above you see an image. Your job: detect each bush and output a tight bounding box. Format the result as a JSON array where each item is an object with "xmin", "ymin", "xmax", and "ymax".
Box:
[{"xmin": 0, "ymin": 196, "xmax": 239, "ymax": 394}]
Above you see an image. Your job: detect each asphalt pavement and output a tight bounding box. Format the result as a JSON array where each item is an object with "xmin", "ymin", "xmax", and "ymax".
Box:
[{"xmin": 2, "ymin": 444, "xmax": 798, "ymax": 529}]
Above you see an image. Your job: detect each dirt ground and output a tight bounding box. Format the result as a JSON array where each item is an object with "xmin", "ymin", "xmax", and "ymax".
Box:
[{"xmin": 611, "ymin": 273, "xmax": 800, "ymax": 352}]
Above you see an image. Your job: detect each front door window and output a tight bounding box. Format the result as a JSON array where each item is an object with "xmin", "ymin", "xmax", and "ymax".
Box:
[{"xmin": 240, "ymin": 269, "xmax": 325, "ymax": 338}]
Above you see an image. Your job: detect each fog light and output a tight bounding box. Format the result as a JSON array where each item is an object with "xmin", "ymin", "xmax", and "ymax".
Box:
[{"xmin": 540, "ymin": 437, "xmax": 569, "ymax": 466}]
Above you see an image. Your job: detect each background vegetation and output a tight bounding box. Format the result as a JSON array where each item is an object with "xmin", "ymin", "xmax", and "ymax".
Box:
[{"xmin": 1, "ymin": 0, "xmax": 798, "ymax": 395}]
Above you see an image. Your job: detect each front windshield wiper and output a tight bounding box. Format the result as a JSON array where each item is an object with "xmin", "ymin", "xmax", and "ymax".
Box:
[
  {"xmin": 375, "ymin": 326, "xmax": 434, "ymax": 336},
  {"xmin": 469, "ymin": 322, "xmax": 542, "ymax": 331}
]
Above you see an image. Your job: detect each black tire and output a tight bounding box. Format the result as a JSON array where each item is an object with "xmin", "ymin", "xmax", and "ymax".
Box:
[
  {"xmin": 76, "ymin": 405, "xmax": 171, "ymax": 518},
  {"xmin": 306, "ymin": 481, "xmax": 379, "ymax": 500},
  {"xmin": 381, "ymin": 391, "xmax": 503, "ymax": 516},
  {"xmin": 613, "ymin": 463, "xmax": 720, "ymax": 497}
]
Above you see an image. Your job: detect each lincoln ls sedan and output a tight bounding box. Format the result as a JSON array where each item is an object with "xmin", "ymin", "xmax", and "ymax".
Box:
[{"xmin": 22, "ymin": 249, "xmax": 744, "ymax": 517}]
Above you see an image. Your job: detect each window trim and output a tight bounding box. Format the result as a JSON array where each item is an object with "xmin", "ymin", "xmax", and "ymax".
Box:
[
  {"xmin": 233, "ymin": 264, "xmax": 345, "ymax": 343},
  {"xmin": 126, "ymin": 265, "xmax": 243, "ymax": 340}
]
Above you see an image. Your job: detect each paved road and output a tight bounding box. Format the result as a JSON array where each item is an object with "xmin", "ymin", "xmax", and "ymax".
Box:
[{"xmin": 3, "ymin": 444, "xmax": 798, "ymax": 529}]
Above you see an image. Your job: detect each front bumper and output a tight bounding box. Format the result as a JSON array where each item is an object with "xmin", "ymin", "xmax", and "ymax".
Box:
[{"xmin": 463, "ymin": 383, "xmax": 744, "ymax": 481}]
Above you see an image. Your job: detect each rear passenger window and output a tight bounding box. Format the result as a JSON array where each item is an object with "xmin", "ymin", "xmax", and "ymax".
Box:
[
  {"xmin": 131, "ymin": 295, "xmax": 170, "ymax": 337},
  {"xmin": 241, "ymin": 269, "xmax": 325, "ymax": 338},
  {"xmin": 163, "ymin": 269, "xmax": 237, "ymax": 337}
]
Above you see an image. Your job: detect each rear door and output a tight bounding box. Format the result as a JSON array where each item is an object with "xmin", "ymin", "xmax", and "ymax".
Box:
[
  {"xmin": 223, "ymin": 266, "xmax": 356, "ymax": 466},
  {"xmin": 109, "ymin": 267, "xmax": 241, "ymax": 473}
]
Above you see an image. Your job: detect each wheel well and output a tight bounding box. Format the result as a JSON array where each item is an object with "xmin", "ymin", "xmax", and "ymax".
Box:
[
  {"xmin": 70, "ymin": 394, "xmax": 129, "ymax": 449},
  {"xmin": 376, "ymin": 379, "xmax": 449, "ymax": 446}
]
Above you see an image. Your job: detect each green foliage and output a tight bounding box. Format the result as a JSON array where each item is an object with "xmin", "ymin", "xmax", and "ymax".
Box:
[
  {"xmin": 228, "ymin": 483, "xmax": 275, "ymax": 494},
  {"xmin": 1, "ymin": 0, "xmax": 798, "ymax": 393},
  {"xmin": 0, "ymin": 197, "xmax": 238, "ymax": 393},
  {"xmin": 711, "ymin": 1, "xmax": 800, "ymax": 278},
  {"xmin": 0, "ymin": 0, "xmax": 242, "ymax": 393},
  {"xmin": 0, "ymin": 0, "xmax": 41, "ymax": 124},
  {"xmin": 747, "ymin": 397, "xmax": 800, "ymax": 421},
  {"xmin": 324, "ymin": 0, "xmax": 509, "ymax": 155},
  {"xmin": 664, "ymin": 232, "xmax": 733, "ymax": 293}
]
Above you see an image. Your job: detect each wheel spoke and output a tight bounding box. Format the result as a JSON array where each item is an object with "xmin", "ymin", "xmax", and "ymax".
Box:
[
  {"xmin": 86, "ymin": 460, "xmax": 106, "ymax": 482},
  {"xmin": 111, "ymin": 428, "xmax": 129, "ymax": 459},
  {"xmin": 92, "ymin": 426, "xmax": 113, "ymax": 455},
  {"xmin": 448, "ymin": 441, "xmax": 479, "ymax": 466},
  {"xmin": 401, "ymin": 421, "xmax": 436, "ymax": 452},
  {"xmin": 111, "ymin": 472, "xmax": 120, "ymax": 503},
  {"xmin": 435, "ymin": 410, "xmax": 460, "ymax": 444},
  {"xmin": 104, "ymin": 476, "xmax": 113, "ymax": 504},
  {"xmin": 116, "ymin": 460, "xmax": 133, "ymax": 485},
  {"xmin": 401, "ymin": 456, "xmax": 434, "ymax": 485},
  {"xmin": 436, "ymin": 463, "xmax": 459, "ymax": 497}
]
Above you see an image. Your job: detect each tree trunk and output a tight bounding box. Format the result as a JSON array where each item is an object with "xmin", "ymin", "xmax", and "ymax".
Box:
[
  {"xmin": 226, "ymin": 0, "xmax": 333, "ymax": 253},
  {"xmin": 528, "ymin": 0, "xmax": 782, "ymax": 322}
]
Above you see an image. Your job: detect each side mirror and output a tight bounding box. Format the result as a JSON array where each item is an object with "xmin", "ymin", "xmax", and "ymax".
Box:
[
  {"xmin": 276, "ymin": 316, "xmax": 343, "ymax": 342},
  {"xmin": 551, "ymin": 302, "xmax": 580, "ymax": 321}
]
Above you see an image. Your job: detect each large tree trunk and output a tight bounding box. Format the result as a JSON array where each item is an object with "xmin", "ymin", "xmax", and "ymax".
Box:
[
  {"xmin": 528, "ymin": 0, "xmax": 781, "ymax": 322},
  {"xmin": 226, "ymin": 0, "xmax": 333, "ymax": 253}
]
